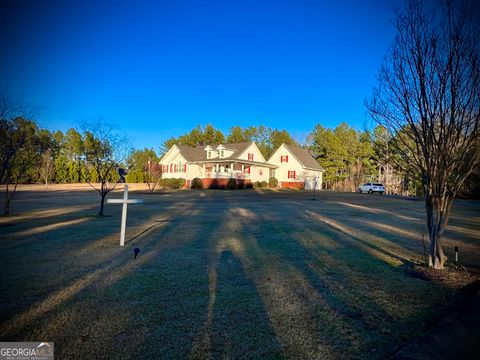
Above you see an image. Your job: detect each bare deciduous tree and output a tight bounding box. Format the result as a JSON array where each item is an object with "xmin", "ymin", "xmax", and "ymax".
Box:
[
  {"xmin": 39, "ymin": 149, "xmax": 55, "ymax": 188},
  {"xmin": 145, "ymin": 159, "xmax": 162, "ymax": 193},
  {"xmin": 367, "ymin": 0, "xmax": 480, "ymax": 269},
  {"xmin": 80, "ymin": 119, "xmax": 130, "ymax": 216}
]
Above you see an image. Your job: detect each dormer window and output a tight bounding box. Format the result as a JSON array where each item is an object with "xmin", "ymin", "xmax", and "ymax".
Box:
[
  {"xmin": 281, "ymin": 155, "xmax": 289, "ymax": 163},
  {"xmin": 248, "ymin": 153, "xmax": 254, "ymax": 161},
  {"xmin": 207, "ymin": 151, "xmax": 211, "ymax": 159},
  {"xmin": 220, "ymin": 150, "xmax": 224, "ymax": 158}
]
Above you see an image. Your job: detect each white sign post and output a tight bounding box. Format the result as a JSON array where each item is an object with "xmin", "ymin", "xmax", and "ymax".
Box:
[{"xmin": 107, "ymin": 185, "xmax": 143, "ymax": 246}]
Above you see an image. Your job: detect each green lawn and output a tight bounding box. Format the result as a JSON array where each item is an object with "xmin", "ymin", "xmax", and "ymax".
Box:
[{"xmin": 0, "ymin": 188, "xmax": 479, "ymax": 359}]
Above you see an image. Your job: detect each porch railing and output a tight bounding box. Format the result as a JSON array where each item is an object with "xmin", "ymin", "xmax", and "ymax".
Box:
[{"xmin": 205, "ymin": 171, "xmax": 250, "ymax": 179}]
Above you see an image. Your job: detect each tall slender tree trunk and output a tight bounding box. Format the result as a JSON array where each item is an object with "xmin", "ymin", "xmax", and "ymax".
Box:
[
  {"xmin": 99, "ymin": 192, "xmax": 106, "ymax": 216},
  {"xmin": 425, "ymin": 193, "xmax": 449, "ymax": 269},
  {"xmin": 4, "ymin": 183, "xmax": 10, "ymax": 216},
  {"xmin": 77, "ymin": 157, "xmax": 82, "ymax": 183}
]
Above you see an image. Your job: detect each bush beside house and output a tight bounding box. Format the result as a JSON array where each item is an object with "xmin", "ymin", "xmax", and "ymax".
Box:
[
  {"xmin": 191, "ymin": 177, "xmax": 204, "ymax": 189},
  {"xmin": 269, "ymin": 177, "xmax": 278, "ymax": 188},
  {"xmin": 159, "ymin": 178, "xmax": 186, "ymax": 190}
]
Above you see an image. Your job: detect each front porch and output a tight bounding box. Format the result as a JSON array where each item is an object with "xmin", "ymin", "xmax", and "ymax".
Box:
[
  {"xmin": 205, "ymin": 170, "xmax": 250, "ymax": 179},
  {"xmin": 201, "ymin": 162, "xmax": 255, "ymax": 179}
]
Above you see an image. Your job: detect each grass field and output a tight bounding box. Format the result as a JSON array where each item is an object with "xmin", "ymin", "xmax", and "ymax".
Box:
[{"xmin": 0, "ymin": 186, "xmax": 479, "ymax": 359}]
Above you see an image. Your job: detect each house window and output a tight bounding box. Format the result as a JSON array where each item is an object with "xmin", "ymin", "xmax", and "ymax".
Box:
[
  {"xmin": 208, "ymin": 151, "xmax": 211, "ymax": 159},
  {"xmin": 170, "ymin": 164, "xmax": 173, "ymax": 173},
  {"xmin": 288, "ymin": 170, "xmax": 296, "ymax": 179},
  {"xmin": 248, "ymin": 153, "xmax": 254, "ymax": 161},
  {"xmin": 281, "ymin": 155, "xmax": 289, "ymax": 163},
  {"xmin": 244, "ymin": 166, "xmax": 251, "ymax": 174},
  {"xmin": 220, "ymin": 150, "xmax": 224, "ymax": 158}
]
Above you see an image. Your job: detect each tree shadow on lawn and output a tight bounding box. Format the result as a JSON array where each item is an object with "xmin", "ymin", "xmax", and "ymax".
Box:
[
  {"xmin": 0, "ymin": 190, "xmax": 102, "ymax": 215},
  {"xmin": 95, "ymin": 202, "xmax": 237, "ymax": 359},
  {"xmin": 328, "ymin": 200, "xmax": 480, "ymax": 271},
  {"xmin": 0, "ymin": 197, "xmax": 214, "ymax": 359},
  {"xmin": 188, "ymin": 204, "xmax": 367, "ymax": 358},
  {"xmin": 0, "ymin": 205, "xmax": 108, "ymax": 325},
  {"xmin": 189, "ymin": 250, "xmax": 283, "ymax": 359},
  {"xmin": 237, "ymin": 217, "xmax": 402, "ymax": 358},
  {"xmin": 233, "ymin": 199, "xmax": 456, "ymax": 359},
  {"xmin": 0, "ymin": 197, "xmax": 200, "ymax": 341},
  {"xmin": 294, "ymin": 208, "xmax": 475, "ymax": 355}
]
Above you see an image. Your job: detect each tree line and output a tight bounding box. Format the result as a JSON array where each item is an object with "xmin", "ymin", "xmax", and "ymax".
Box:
[{"xmin": 2, "ymin": 111, "xmax": 478, "ymax": 200}]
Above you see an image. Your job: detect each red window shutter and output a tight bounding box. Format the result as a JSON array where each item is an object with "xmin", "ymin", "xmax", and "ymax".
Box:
[
  {"xmin": 293, "ymin": 170, "xmax": 296, "ymax": 179},
  {"xmin": 247, "ymin": 166, "xmax": 250, "ymax": 174},
  {"xmin": 281, "ymin": 156, "xmax": 283, "ymax": 163},
  {"xmin": 170, "ymin": 164, "xmax": 173, "ymax": 173},
  {"xmin": 286, "ymin": 155, "xmax": 288, "ymax": 162},
  {"xmin": 184, "ymin": 164, "xmax": 187, "ymax": 172}
]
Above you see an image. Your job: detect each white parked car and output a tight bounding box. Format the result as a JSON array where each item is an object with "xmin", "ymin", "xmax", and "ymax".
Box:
[{"xmin": 358, "ymin": 182, "xmax": 385, "ymax": 194}]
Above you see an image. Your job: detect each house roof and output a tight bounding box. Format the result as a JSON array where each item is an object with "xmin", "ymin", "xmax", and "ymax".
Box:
[
  {"xmin": 175, "ymin": 145, "xmax": 206, "ymax": 161},
  {"xmin": 175, "ymin": 142, "xmax": 252, "ymax": 162},
  {"xmin": 284, "ymin": 144, "xmax": 324, "ymax": 171},
  {"xmin": 221, "ymin": 142, "xmax": 251, "ymax": 157}
]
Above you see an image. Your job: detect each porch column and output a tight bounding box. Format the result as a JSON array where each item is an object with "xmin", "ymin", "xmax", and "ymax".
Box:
[
  {"xmin": 231, "ymin": 163, "xmax": 234, "ymax": 177},
  {"xmin": 241, "ymin": 165, "xmax": 244, "ymax": 173}
]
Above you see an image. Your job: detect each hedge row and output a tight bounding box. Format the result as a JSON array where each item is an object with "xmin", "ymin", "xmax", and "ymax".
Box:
[
  {"xmin": 158, "ymin": 177, "xmax": 279, "ymax": 190},
  {"xmin": 158, "ymin": 178, "xmax": 186, "ymax": 189}
]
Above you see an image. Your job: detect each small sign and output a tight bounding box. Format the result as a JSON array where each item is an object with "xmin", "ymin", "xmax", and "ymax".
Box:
[{"xmin": 0, "ymin": 342, "xmax": 54, "ymax": 360}]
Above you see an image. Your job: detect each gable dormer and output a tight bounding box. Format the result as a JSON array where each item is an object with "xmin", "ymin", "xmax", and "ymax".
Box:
[
  {"xmin": 204, "ymin": 145, "xmax": 218, "ymax": 159},
  {"xmin": 216, "ymin": 144, "xmax": 235, "ymax": 158}
]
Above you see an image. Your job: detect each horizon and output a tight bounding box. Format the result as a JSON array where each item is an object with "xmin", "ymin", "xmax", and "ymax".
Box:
[{"xmin": 1, "ymin": 0, "xmax": 402, "ymax": 152}]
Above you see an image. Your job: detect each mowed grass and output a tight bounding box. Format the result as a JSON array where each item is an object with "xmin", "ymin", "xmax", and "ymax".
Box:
[{"xmin": 0, "ymin": 187, "xmax": 479, "ymax": 359}]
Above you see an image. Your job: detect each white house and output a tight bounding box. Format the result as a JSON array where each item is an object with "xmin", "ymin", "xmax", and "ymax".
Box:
[
  {"xmin": 268, "ymin": 143, "xmax": 324, "ymax": 189},
  {"xmin": 160, "ymin": 142, "xmax": 276, "ymax": 188}
]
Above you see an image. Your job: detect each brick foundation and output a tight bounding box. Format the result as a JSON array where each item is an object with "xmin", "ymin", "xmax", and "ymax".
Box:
[
  {"xmin": 280, "ymin": 181, "xmax": 305, "ymax": 189},
  {"xmin": 200, "ymin": 178, "xmax": 250, "ymax": 189}
]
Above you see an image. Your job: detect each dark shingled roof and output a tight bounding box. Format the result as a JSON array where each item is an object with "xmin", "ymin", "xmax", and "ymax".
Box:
[
  {"xmin": 175, "ymin": 145, "xmax": 206, "ymax": 161},
  {"xmin": 176, "ymin": 142, "xmax": 252, "ymax": 161},
  {"xmin": 284, "ymin": 144, "xmax": 324, "ymax": 171},
  {"xmin": 221, "ymin": 142, "xmax": 252, "ymax": 158}
]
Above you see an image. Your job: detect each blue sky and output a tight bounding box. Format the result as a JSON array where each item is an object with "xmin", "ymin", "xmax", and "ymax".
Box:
[{"xmin": 1, "ymin": 0, "xmax": 401, "ymax": 150}]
